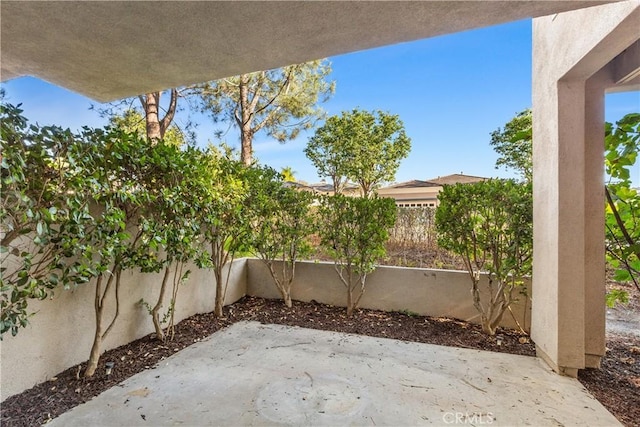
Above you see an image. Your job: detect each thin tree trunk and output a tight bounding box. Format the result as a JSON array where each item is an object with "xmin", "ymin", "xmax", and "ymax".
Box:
[
  {"xmin": 346, "ymin": 289, "xmax": 353, "ymax": 316},
  {"xmin": 213, "ymin": 242, "xmax": 225, "ymax": 317},
  {"xmin": 267, "ymin": 260, "xmax": 293, "ymax": 308},
  {"xmin": 85, "ymin": 275, "xmax": 104, "ymax": 377},
  {"xmin": 346, "ymin": 263, "xmax": 355, "ymax": 315},
  {"xmin": 85, "ymin": 267, "xmax": 122, "ymax": 377},
  {"xmin": 214, "ymin": 266, "xmax": 224, "ymax": 317},
  {"xmin": 283, "ymin": 259, "xmax": 293, "ymax": 308},
  {"xmin": 167, "ymin": 261, "xmax": 184, "ymax": 341},
  {"xmin": 152, "ymin": 266, "xmax": 171, "ymax": 342},
  {"xmin": 237, "ymin": 76, "xmax": 254, "ymax": 166},
  {"xmin": 284, "ymin": 293, "xmax": 292, "ymax": 308},
  {"xmin": 352, "ymin": 273, "xmax": 367, "ymax": 310}
]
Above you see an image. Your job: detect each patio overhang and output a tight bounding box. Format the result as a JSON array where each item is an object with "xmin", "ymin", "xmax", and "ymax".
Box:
[{"xmin": 0, "ymin": 1, "xmax": 614, "ymax": 102}]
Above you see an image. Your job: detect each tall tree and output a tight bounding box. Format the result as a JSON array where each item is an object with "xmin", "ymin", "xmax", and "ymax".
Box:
[
  {"xmin": 109, "ymin": 109, "xmax": 186, "ymax": 147},
  {"xmin": 489, "ymin": 109, "xmax": 532, "ymax": 183},
  {"xmin": 138, "ymin": 90, "xmax": 178, "ymax": 142},
  {"xmin": 198, "ymin": 60, "xmax": 334, "ymax": 166},
  {"xmin": 97, "ymin": 88, "xmax": 191, "ymax": 144},
  {"xmin": 305, "ymin": 109, "xmax": 411, "ymax": 197}
]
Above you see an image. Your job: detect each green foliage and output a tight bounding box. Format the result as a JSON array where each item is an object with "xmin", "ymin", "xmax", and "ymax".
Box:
[
  {"xmin": 280, "ymin": 166, "xmax": 296, "ymax": 182},
  {"xmin": 490, "ymin": 109, "xmax": 640, "ymax": 306},
  {"xmin": 605, "ymin": 112, "xmax": 640, "ymax": 296},
  {"xmin": 247, "ymin": 166, "xmax": 314, "ymax": 307},
  {"xmin": 0, "ymin": 108, "xmax": 151, "ymax": 341},
  {"xmin": 306, "ymin": 109, "xmax": 411, "ymax": 196},
  {"xmin": 489, "ymin": 109, "xmax": 532, "ymax": 183},
  {"xmin": 196, "ymin": 149, "xmax": 251, "ymax": 316},
  {"xmin": 0, "ymin": 102, "xmax": 210, "ymax": 363},
  {"xmin": 133, "ymin": 142, "xmax": 209, "ymax": 341},
  {"xmin": 199, "ymin": 59, "xmax": 334, "ymax": 165},
  {"xmin": 318, "ymin": 194, "xmax": 396, "ymax": 315},
  {"xmin": 606, "ymin": 288, "xmax": 630, "ymax": 308},
  {"xmin": 0, "ymin": 111, "xmax": 160, "ymax": 368},
  {"xmin": 65, "ymin": 126, "xmax": 160, "ymax": 376},
  {"xmin": 1, "ymin": 103, "xmax": 87, "ymax": 337},
  {"xmin": 435, "ymin": 179, "xmax": 533, "ymax": 335}
]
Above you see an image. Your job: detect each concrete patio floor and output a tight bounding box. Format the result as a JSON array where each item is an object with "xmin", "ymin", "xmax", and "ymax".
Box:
[{"xmin": 49, "ymin": 321, "xmax": 620, "ymax": 426}]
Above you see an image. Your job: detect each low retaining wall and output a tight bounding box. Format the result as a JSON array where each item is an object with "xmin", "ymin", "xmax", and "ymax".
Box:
[
  {"xmin": 0, "ymin": 259, "xmax": 248, "ymax": 400},
  {"xmin": 2, "ymin": 258, "xmax": 531, "ymax": 400},
  {"xmin": 247, "ymin": 259, "xmax": 531, "ymax": 332}
]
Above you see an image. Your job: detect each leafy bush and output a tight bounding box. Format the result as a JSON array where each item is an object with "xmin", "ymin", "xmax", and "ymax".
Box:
[
  {"xmin": 318, "ymin": 194, "xmax": 396, "ymax": 315},
  {"xmin": 247, "ymin": 166, "xmax": 314, "ymax": 307},
  {"xmin": 1, "ymin": 104, "xmax": 93, "ymax": 337},
  {"xmin": 435, "ymin": 179, "xmax": 532, "ymax": 335}
]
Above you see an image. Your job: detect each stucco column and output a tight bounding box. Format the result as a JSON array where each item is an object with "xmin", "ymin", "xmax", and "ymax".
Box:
[
  {"xmin": 583, "ymin": 70, "xmax": 610, "ymax": 369},
  {"xmin": 531, "ymin": 1, "xmax": 639, "ymax": 376},
  {"xmin": 532, "ymin": 79, "xmax": 587, "ymax": 377}
]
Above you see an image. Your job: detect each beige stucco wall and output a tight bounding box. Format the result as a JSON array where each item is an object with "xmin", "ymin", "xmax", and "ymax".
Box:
[
  {"xmin": 0, "ymin": 258, "xmax": 248, "ymax": 400},
  {"xmin": 2, "ymin": 257, "xmax": 532, "ymax": 400},
  {"xmin": 377, "ymin": 186, "xmax": 441, "ymax": 207},
  {"xmin": 531, "ymin": 0, "xmax": 639, "ymax": 375},
  {"xmin": 247, "ymin": 259, "xmax": 531, "ymax": 332}
]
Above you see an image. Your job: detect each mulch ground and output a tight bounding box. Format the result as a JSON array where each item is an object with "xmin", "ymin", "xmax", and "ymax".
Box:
[{"xmin": 1, "ymin": 295, "xmax": 638, "ymax": 426}]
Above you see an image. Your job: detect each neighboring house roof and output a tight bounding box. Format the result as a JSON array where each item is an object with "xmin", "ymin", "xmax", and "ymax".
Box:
[
  {"xmin": 426, "ymin": 174, "xmax": 488, "ymax": 185},
  {"xmin": 379, "ymin": 174, "xmax": 489, "ymax": 191},
  {"xmin": 285, "ymin": 181, "xmax": 360, "ymax": 194},
  {"xmin": 283, "ymin": 181, "xmax": 314, "ymax": 191},
  {"xmin": 310, "ymin": 183, "xmax": 334, "ymax": 193},
  {"xmin": 383, "ymin": 180, "xmax": 441, "ymax": 189}
]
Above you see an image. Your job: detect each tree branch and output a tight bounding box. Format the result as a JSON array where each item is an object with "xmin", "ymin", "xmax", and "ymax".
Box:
[
  {"xmin": 606, "ymin": 186, "xmax": 639, "ymax": 259},
  {"xmin": 159, "ymin": 88, "xmax": 178, "ymax": 137}
]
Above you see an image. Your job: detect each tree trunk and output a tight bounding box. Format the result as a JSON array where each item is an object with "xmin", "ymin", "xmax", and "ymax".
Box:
[
  {"xmin": 140, "ymin": 89, "xmax": 178, "ymax": 143},
  {"xmin": 238, "ymin": 76, "xmax": 254, "ymax": 166},
  {"xmin": 346, "ymin": 289, "xmax": 353, "ymax": 316},
  {"xmin": 240, "ymin": 128, "xmax": 253, "ymax": 166},
  {"xmin": 214, "ymin": 275, "xmax": 224, "ymax": 317},
  {"xmin": 481, "ymin": 321, "xmax": 496, "ymax": 336},
  {"xmin": 143, "ymin": 92, "xmax": 162, "ymax": 142},
  {"xmin": 85, "ymin": 275, "xmax": 104, "ymax": 377},
  {"xmin": 267, "ymin": 261, "xmax": 293, "ymax": 308},
  {"xmin": 85, "ymin": 332, "xmax": 102, "ymax": 377},
  {"xmin": 214, "ymin": 265, "xmax": 224, "ymax": 317},
  {"xmin": 152, "ymin": 266, "xmax": 171, "ymax": 342},
  {"xmin": 280, "ymin": 289, "xmax": 292, "ymax": 308},
  {"xmin": 85, "ymin": 268, "xmax": 122, "ymax": 378},
  {"xmin": 85, "ymin": 309, "xmax": 103, "ymax": 377}
]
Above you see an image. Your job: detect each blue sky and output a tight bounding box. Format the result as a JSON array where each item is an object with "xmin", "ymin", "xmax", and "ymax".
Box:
[{"xmin": 2, "ymin": 19, "xmax": 639, "ymax": 186}]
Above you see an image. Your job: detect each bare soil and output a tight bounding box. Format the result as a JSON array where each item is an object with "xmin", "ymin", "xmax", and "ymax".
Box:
[{"xmin": 1, "ymin": 292, "xmax": 638, "ymax": 427}]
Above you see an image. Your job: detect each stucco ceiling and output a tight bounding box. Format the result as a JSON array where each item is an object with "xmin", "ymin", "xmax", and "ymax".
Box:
[{"xmin": 1, "ymin": 1, "xmax": 614, "ymax": 102}]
